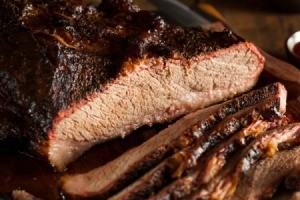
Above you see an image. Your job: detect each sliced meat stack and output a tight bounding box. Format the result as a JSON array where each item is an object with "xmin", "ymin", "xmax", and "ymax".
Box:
[
  {"xmin": 62, "ymin": 82, "xmax": 296, "ymax": 200},
  {"xmin": 0, "ymin": 0, "xmax": 264, "ymax": 170},
  {"xmin": 232, "ymin": 144, "xmax": 300, "ymax": 200}
]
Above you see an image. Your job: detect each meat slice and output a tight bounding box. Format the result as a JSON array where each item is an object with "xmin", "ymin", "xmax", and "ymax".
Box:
[
  {"xmin": 285, "ymin": 169, "xmax": 300, "ymax": 191},
  {"xmin": 194, "ymin": 123, "xmax": 300, "ymax": 200},
  {"xmin": 232, "ymin": 145, "xmax": 300, "ymax": 200},
  {"xmin": 0, "ymin": 0, "xmax": 264, "ymax": 169},
  {"xmin": 152, "ymin": 119, "xmax": 287, "ymax": 200},
  {"xmin": 275, "ymin": 192, "xmax": 300, "ymax": 200},
  {"xmin": 61, "ymin": 83, "xmax": 284, "ymax": 198},
  {"xmin": 12, "ymin": 190, "xmax": 42, "ymax": 200},
  {"xmin": 110, "ymin": 91, "xmax": 287, "ymax": 200}
]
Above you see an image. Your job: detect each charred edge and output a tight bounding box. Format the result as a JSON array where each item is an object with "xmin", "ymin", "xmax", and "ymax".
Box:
[
  {"xmin": 197, "ymin": 124, "xmax": 300, "ymax": 200},
  {"xmin": 115, "ymin": 166, "xmax": 171, "ymax": 200},
  {"xmin": 114, "ymin": 97, "xmax": 284, "ymax": 200},
  {"xmin": 284, "ymin": 169, "xmax": 300, "ymax": 191},
  {"xmin": 150, "ymin": 98, "xmax": 284, "ymax": 200},
  {"xmin": 186, "ymin": 98, "xmax": 283, "ymax": 174},
  {"xmin": 182, "ymin": 82, "xmax": 282, "ymax": 140},
  {"xmin": 98, "ymin": 83, "xmax": 283, "ymax": 199},
  {"xmin": 1, "ymin": 0, "xmax": 252, "ymax": 163},
  {"xmin": 97, "ymin": 147, "xmax": 172, "ymax": 200},
  {"xmin": 196, "ymin": 118, "xmax": 286, "ymax": 185}
]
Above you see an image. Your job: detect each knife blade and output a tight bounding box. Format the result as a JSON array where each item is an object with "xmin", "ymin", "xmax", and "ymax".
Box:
[{"xmin": 149, "ymin": 0, "xmax": 210, "ymax": 27}]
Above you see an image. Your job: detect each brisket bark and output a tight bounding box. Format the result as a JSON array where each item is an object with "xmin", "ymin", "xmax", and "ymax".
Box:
[
  {"xmin": 61, "ymin": 83, "xmax": 285, "ymax": 199},
  {"xmin": 151, "ymin": 120, "xmax": 287, "ymax": 200},
  {"xmin": 0, "ymin": 0, "xmax": 264, "ymax": 169},
  {"xmin": 192, "ymin": 124, "xmax": 300, "ymax": 200},
  {"xmin": 231, "ymin": 129, "xmax": 300, "ymax": 200},
  {"xmin": 284, "ymin": 169, "xmax": 300, "ymax": 191},
  {"xmin": 12, "ymin": 190, "xmax": 42, "ymax": 200},
  {"xmin": 110, "ymin": 89, "xmax": 287, "ymax": 200}
]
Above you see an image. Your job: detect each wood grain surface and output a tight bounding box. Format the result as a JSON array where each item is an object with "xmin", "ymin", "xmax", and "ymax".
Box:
[
  {"xmin": 204, "ymin": 0, "xmax": 300, "ymax": 62},
  {"xmin": 0, "ymin": 1, "xmax": 299, "ymax": 199}
]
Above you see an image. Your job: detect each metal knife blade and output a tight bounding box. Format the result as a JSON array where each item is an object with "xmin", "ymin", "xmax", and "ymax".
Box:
[{"xmin": 149, "ymin": 0, "xmax": 210, "ymax": 27}]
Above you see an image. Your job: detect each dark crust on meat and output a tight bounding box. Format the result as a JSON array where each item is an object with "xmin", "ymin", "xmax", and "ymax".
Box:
[
  {"xmin": 99, "ymin": 147, "xmax": 171, "ymax": 200},
  {"xmin": 66, "ymin": 83, "xmax": 283, "ymax": 199},
  {"xmin": 0, "ymin": 0, "xmax": 244, "ymax": 152},
  {"xmin": 284, "ymin": 167, "xmax": 300, "ymax": 191},
  {"xmin": 110, "ymin": 95, "xmax": 285, "ymax": 200},
  {"xmin": 191, "ymin": 124, "xmax": 300, "ymax": 200},
  {"xmin": 196, "ymin": 119, "xmax": 288, "ymax": 185},
  {"xmin": 233, "ymin": 146, "xmax": 300, "ymax": 200}
]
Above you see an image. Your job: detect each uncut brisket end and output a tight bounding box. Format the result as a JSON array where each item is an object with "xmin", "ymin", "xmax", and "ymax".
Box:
[
  {"xmin": 61, "ymin": 83, "xmax": 285, "ymax": 199},
  {"xmin": 0, "ymin": 0, "xmax": 264, "ymax": 169}
]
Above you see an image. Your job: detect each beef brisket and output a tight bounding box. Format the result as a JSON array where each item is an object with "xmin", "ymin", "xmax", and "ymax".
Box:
[
  {"xmin": 193, "ymin": 123, "xmax": 300, "ymax": 200},
  {"xmin": 61, "ymin": 83, "xmax": 285, "ymax": 199},
  {"xmin": 232, "ymin": 137, "xmax": 300, "ymax": 200},
  {"xmin": 0, "ymin": 0, "xmax": 264, "ymax": 169},
  {"xmin": 12, "ymin": 190, "xmax": 42, "ymax": 200},
  {"xmin": 284, "ymin": 169, "xmax": 300, "ymax": 191},
  {"xmin": 192, "ymin": 124, "xmax": 300, "ymax": 199},
  {"xmin": 151, "ymin": 119, "xmax": 286, "ymax": 200},
  {"xmin": 111, "ymin": 90, "xmax": 287, "ymax": 200}
]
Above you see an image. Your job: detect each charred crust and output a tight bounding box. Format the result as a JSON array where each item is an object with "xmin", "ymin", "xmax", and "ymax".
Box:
[
  {"xmin": 284, "ymin": 169, "xmax": 300, "ymax": 191},
  {"xmin": 0, "ymin": 0, "xmax": 245, "ymax": 151},
  {"xmin": 113, "ymin": 95, "xmax": 286, "ymax": 200}
]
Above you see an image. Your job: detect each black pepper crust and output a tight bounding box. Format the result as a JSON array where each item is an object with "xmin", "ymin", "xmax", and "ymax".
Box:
[
  {"xmin": 0, "ymin": 0, "xmax": 244, "ymax": 149},
  {"xmin": 73, "ymin": 83, "xmax": 282, "ymax": 199}
]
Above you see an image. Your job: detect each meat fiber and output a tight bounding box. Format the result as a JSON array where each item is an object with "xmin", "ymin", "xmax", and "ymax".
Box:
[
  {"xmin": 193, "ymin": 123, "xmax": 300, "ymax": 200},
  {"xmin": 0, "ymin": 0, "xmax": 264, "ymax": 169},
  {"xmin": 12, "ymin": 190, "xmax": 42, "ymax": 200},
  {"xmin": 61, "ymin": 83, "xmax": 285, "ymax": 199},
  {"xmin": 284, "ymin": 169, "xmax": 300, "ymax": 191},
  {"xmin": 232, "ymin": 144, "xmax": 300, "ymax": 200},
  {"xmin": 111, "ymin": 89, "xmax": 287, "ymax": 200}
]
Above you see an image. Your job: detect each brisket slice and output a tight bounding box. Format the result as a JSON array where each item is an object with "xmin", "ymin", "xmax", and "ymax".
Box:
[
  {"xmin": 110, "ymin": 91, "xmax": 287, "ymax": 200},
  {"xmin": 150, "ymin": 121, "xmax": 279, "ymax": 200},
  {"xmin": 193, "ymin": 123, "xmax": 300, "ymax": 200},
  {"xmin": 284, "ymin": 169, "xmax": 300, "ymax": 191},
  {"xmin": 12, "ymin": 190, "xmax": 42, "ymax": 200},
  {"xmin": 232, "ymin": 140, "xmax": 300, "ymax": 200},
  {"xmin": 275, "ymin": 192, "xmax": 300, "ymax": 200},
  {"xmin": 0, "ymin": 0, "xmax": 264, "ymax": 169},
  {"xmin": 61, "ymin": 83, "xmax": 283, "ymax": 199}
]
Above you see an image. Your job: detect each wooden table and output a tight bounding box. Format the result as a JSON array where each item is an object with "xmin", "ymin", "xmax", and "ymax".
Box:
[
  {"xmin": 138, "ymin": 0, "xmax": 300, "ymax": 66},
  {"xmin": 204, "ymin": 0, "xmax": 300, "ymax": 62}
]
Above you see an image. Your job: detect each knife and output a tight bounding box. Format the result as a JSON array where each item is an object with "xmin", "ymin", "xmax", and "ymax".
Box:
[
  {"xmin": 148, "ymin": 0, "xmax": 210, "ymax": 27},
  {"xmin": 148, "ymin": 0, "xmax": 225, "ymax": 27}
]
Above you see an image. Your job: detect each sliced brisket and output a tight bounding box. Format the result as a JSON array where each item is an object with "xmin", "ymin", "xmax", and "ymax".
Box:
[
  {"xmin": 0, "ymin": 0, "xmax": 264, "ymax": 169},
  {"xmin": 194, "ymin": 123, "xmax": 300, "ymax": 200},
  {"xmin": 12, "ymin": 190, "xmax": 42, "ymax": 200},
  {"xmin": 284, "ymin": 169, "xmax": 300, "ymax": 191},
  {"xmin": 61, "ymin": 83, "xmax": 285, "ymax": 199},
  {"xmin": 151, "ymin": 119, "xmax": 288, "ymax": 200},
  {"xmin": 232, "ymin": 136, "xmax": 300, "ymax": 200},
  {"xmin": 111, "ymin": 89, "xmax": 287, "ymax": 200}
]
